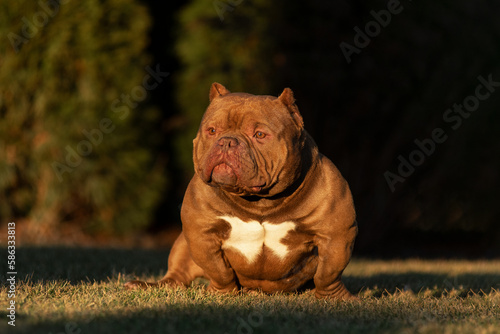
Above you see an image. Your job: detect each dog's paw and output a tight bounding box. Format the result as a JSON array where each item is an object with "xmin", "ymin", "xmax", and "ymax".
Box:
[
  {"xmin": 207, "ymin": 282, "xmax": 239, "ymax": 294},
  {"xmin": 314, "ymin": 287, "xmax": 360, "ymax": 301},
  {"xmin": 124, "ymin": 280, "xmax": 152, "ymax": 290},
  {"xmin": 124, "ymin": 278, "xmax": 186, "ymax": 290},
  {"xmin": 240, "ymin": 287, "xmax": 264, "ymax": 296}
]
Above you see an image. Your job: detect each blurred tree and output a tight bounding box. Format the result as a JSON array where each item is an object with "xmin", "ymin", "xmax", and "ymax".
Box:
[
  {"xmin": 174, "ymin": 0, "xmax": 278, "ymax": 171},
  {"xmin": 0, "ymin": 0, "xmax": 167, "ymax": 238}
]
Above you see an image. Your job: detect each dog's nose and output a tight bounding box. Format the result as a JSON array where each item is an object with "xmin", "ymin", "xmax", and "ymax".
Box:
[{"xmin": 218, "ymin": 136, "xmax": 239, "ymax": 150}]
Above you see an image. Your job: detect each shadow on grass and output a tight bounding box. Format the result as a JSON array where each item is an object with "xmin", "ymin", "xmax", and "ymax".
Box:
[
  {"xmin": 5, "ymin": 246, "xmax": 500, "ymax": 293},
  {"xmin": 11, "ymin": 299, "xmax": 407, "ymax": 334},
  {"xmin": 345, "ymin": 273, "xmax": 500, "ymax": 295},
  {"xmin": 6, "ymin": 246, "xmax": 171, "ymax": 284}
]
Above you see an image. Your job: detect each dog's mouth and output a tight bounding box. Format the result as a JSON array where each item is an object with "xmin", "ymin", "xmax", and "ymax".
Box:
[
  {"xmin": 211, "ymin": 163, "xmax": 237, "ymax": 186},
  {"xmin": 208, "ymin": 163, "xmax": 266, "ymax": 195}
]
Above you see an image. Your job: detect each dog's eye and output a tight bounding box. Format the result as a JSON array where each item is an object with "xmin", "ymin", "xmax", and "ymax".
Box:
[
  {"xmin": 208, "ymin": 127, "xmax": 216, "ymax": 135},
  {"xmin": 254, "ymin": 131, "xmax": 266, "ymax": 139}
]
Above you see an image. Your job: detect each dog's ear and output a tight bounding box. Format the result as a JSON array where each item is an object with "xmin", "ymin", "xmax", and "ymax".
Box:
[
  {"xmin": 278, "ymin": 88, "xmax": 304, "ymax": 129},
  {"xmin": 209, "ymin": 82, "xmax": 231, "ymax": 101}
]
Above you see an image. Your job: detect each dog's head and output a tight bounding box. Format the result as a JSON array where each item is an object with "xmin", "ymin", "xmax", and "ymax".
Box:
[{"xmin": 193, "ymin": 83, "xmax": 305, "ymax": 197}]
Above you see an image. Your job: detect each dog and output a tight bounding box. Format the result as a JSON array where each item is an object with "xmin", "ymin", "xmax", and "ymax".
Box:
[{"xmin": 125, "ymin": 83, "xmax": 357, "ymax": 299}]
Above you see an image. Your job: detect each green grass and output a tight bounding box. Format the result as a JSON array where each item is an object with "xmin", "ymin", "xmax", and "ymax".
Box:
[{"xmin": 1, "ymin": 246, "xmax": 499, "ymax": 334}]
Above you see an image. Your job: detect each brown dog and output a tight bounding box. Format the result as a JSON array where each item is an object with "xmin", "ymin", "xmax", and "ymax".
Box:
[{"xmin": 125, "ymin": 83, "xmax": 357, "ymax": 299}]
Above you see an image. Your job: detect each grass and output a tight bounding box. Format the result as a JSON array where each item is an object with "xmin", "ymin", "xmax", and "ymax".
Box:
[{"xmin": 1, "ymin": 246, "xmax": 499, "ymax": 334}]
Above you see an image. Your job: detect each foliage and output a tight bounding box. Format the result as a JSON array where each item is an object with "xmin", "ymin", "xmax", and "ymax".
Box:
[
  {"xmin": 174, "ymin": 0, "xmax": 278, "ymax": 170},
  {"xmin": 0, "ymin": 0, "xmax": 166, "ymax": 236}
]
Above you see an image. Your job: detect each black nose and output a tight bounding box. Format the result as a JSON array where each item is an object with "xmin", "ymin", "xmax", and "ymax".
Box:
[{"xmin": 218, "ymin": 136, "xmax": 239, "ymax": 150}]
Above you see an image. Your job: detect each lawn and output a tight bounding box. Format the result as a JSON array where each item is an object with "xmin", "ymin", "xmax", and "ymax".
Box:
[{"xmin": 1, "ymin": 246, "xmax": 499, "ymax": 334}]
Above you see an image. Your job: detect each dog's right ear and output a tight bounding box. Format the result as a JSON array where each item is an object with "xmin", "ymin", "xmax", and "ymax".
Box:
[
  {"xmin": 209, "ymin": 82, "xmax": 231, "ymax": 101},
  {"xmin": 278, "ymin": 87, "xmax": 304, "ymax": 130}
]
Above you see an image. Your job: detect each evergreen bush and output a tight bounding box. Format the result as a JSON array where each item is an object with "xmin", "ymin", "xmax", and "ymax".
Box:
[
  {"xmin": 174, "ymin": 0, "xmax": 278, "ymax": 170},
  {"xmin": 0, "ymin": 0, "xmax": 166, "ymax": 237}
]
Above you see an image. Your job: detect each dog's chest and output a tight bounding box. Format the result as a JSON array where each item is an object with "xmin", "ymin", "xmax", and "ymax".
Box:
[{"xmin": 219, "ymin": 216, "xmax": 296, "ymax": 263}]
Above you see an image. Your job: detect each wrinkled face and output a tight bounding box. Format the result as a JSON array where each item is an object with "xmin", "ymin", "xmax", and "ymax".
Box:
[{"xmin": 193, "ymin": 89, "xmax": 304, "ymax": 197}]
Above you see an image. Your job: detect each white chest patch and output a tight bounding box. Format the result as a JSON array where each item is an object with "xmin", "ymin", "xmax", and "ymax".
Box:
[{"xmin": 219, "ymin": 216, "xmax": 296, "ymax": 263}]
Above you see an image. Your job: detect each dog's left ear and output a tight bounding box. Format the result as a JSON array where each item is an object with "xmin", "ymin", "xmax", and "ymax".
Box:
[
  {"xmin": 209, "ymin": 82, "xmax": 231, "ymax": 101},
  {"xmin": 278, "ymin": 88, "xmax": 304, "ymax": 129}
]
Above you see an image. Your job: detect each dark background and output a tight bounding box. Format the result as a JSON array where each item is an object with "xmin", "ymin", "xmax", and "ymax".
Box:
[{"xmin": 1, "ymin": 0, "xmax": 499, "ymax": 257}]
